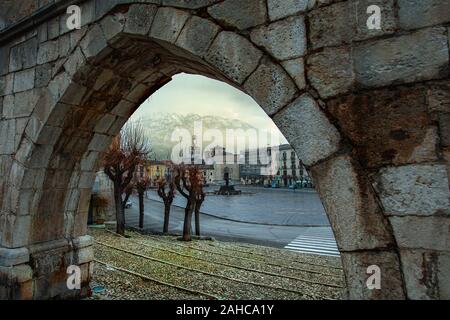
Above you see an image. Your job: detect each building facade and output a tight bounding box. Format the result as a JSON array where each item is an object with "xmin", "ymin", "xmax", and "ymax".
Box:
[{"xmin": 240, "ymin": 144, "xmax": 309, "ymax": 186}]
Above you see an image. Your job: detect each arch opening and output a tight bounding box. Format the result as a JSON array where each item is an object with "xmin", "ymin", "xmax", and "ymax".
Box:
[{"xmin": 1, "ymin": 1, "xmax": 448, "ymax": 301}]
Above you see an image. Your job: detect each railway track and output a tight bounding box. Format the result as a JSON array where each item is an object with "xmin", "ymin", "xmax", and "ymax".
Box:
[
  {"xmin": 94, "ymin": 240, "xmax": 329, "ymax": 299},
  {"xmin": 94, "ymin": 259, "xmax": 219, "ymax": 300},
  {"xmin": 119, "ymin": 236, "xmax": 344, "ymax": 288},
  {"xmin": 126, "ymin": 231, "xmax": 343, "ymax": 275}
]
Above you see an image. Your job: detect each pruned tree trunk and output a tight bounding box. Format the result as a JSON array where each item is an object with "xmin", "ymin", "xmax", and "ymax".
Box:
[
  {"xmin": 163, "ymin": 203, "xmax": 171, "ymax": 233},
  {"xmin": 158, "ymin": 179, "xmax": 175, "ymax": 234},
  {"xmin": 183, "ymin": 198, "xmax": 195, "ymax": 241},
  {"xmin": 138, "ymin": 191, "xmax": 144, "ymax": 229},
  {"xmin": 194, "ymin": 192, "xmax": 205, "ymax": 236},
  {"xmin": 173, "ymin": 165, "xmax": 205, "ymax": 241},
  {"xmin": 194, "ymin": 204, "xmax": 200, "ymax": 237},
  {"xmin": 114, "ymin": 181, "xmax": 125, "ymax": 235}
]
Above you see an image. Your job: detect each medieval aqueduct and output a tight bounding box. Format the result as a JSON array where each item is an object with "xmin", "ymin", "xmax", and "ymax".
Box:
[{"xmin": 0, "ymin": 0, "xmax": 449, "ymax": 299}]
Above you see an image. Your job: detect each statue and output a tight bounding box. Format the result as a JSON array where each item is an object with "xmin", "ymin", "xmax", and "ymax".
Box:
[{"xmin": 215, "ymin": 167, "xmax": 241, "ymax": 195}]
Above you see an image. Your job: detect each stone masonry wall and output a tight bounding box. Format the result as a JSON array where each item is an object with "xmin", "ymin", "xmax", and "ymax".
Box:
[{"xmin": 0, "ymin": 0, "xmax": 449, "ymax": 299}]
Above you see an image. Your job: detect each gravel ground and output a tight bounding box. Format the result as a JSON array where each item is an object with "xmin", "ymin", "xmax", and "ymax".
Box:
[{"xmin": 89, "ymin": 227, "xmax": 344, "ymax": 300}]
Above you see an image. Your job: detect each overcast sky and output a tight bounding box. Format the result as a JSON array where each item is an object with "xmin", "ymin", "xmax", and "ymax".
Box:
[{"xmin": 130, "ymin": 73, "xmax": 288, "ymax": 148}]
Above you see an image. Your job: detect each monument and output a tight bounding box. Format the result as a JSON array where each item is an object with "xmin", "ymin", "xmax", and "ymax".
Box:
[{"xmin": 215, "ymin": 168, "xmax": 241, "ymax": 195}]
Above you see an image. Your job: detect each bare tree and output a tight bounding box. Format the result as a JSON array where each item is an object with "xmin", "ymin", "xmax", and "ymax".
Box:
[
  {"xmin": 157, "ymin": 175, "xmax": 176, "ymax": 233},
  {"xmin": 134, "ymin": 175, "xmax": 152, "ymax": 229},
  {"xmin": 194, "ymin": 181, "xmax": 205, "ymax": 237},
  {"xmin": 173, "ymin": 165, "xmax": 204, "ymax": 241},
  {"xmin": 103, "ymin": 121, "xmax": 151, "ymax": 235}
]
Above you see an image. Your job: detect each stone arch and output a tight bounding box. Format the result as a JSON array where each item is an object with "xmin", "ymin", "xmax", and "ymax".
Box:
[{"xmin": 0, "ymin": 0, "xmax": 449, "ymax": 300}]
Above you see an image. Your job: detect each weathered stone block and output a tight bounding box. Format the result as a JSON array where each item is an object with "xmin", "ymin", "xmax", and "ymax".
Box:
[
  {"xmin": 400, "ymin": 249, "xmax": 449, "ymax": 299},
  {"xmin": 11, "ymin": 89, "xmax": 40, "ymax": 118},
  {"xmin": 63, "ymin": 47, "xmax": 86, "ymax": 79},
  {"xmin": 37, "ymin": 40, "xmax": 59, "ymax": 65},
  {"xmin": 374, "ymin": 164, "xmax": 450, "ymax": 215},
  {"xmin": 29, "ymin": 144, "xmax": 54, "ymax": 169},
  {"xmin": 72, "ymin": 235, "xmax": 94, "ymax": 250},
  {"xmin": 175, "ymin": 16, "xmax": 220, "ymax": 58},
  {"xmin": 100, "ymin": 13, "xmax": 126, "ymax": 41},
  {"xmin": 438, "ymin": 253, "xmax": 450, "ymax": 299},
  {"xmin": 310, "ymin": 155, "xmax": 394, "ymax": 251},
  {"xmin": 58, "ymin": 34, "xmax": 71, "ymax": 57},
  {"xmin": 9, "ymin": 38, "xmax": 38, "ymax": 72},
  {"xmin": 354, "ymin": 0, "xmax": 397, "ymax": 41},
  {"xmin": 126, "ymin": 83, "xmax": 149, "ymax": 103},
  {"xmin": 205, "ymin": 31, "xmax": 262, "ymax": 84},
  {"xmin": 267, "ymin": 0, "xmax": 308, "ymax": 21},
  {"xmin": 439, "ymin": 114, "xmax": 450, "ymax": 147},
  {"xmin": 59, "ymin": 82, "xmax": 87, "ymax": 106},
  {"xmin": 0, "ymin": 120, "xmax": 16, "ymax": 154},
  {"xmin": 208, "ymin": 0, "xmax": 266, "ymax": 30},
  {"xmin": 94, "ymin": 114, "xmax": 116, "ymax": 134},
  {"xmin": 308, "ymin": 0, "xmax": 396, "ymax": 49},
  {"xmin": 108, "ymin": 117, "xmax": 128, "ymax": 136},
  {"xmin": 0, "ymin": 45, "xmax": 9, "ymax": 75},
  {"xmin": 15, "ymin": 188, "xmax": 41, "ymax": 217},
  {"xmin": 281, "ymin": 58, "xmax": 306, "ymax": 90},
  {"xmin": 308, "ymin": 1, "xmax": 352, "ymax": 49},
  {"xmin": 2, "ymin": 94, "xmax": 13, "ymax": 118},
  {"xmin": 80, "ymin": 24, "xmax": 108, "ymax": 60},
  {"xmin": 354, "ymin": 27, "xmax": 449, "ymax": 88},
  {"xmin": 162, "ymin": 0, "xmax": 220, "ymax": 9},
  {"xmin": 398, "ymin": 0, "xmax": 450, "ymax": 30},
  {"xmin": 390, "ymin": 216, "xmax": 450, "ymax": 251},
  {"xmin": 124, "ymin": 4, "xmax": 157, "ymax": 35},
  {"xmin": 250, "ymin": 16, "xmax": 306, "ymax": 61},
  {"xmin": 75, "ymin": 246, "xmax": 94, "ymax": 264},
  {"xmin": 0, "ymin": 264, "xmax": 33, "ymax": 285},
  {"xmin": 88, "ymin": 134, "xmax": 112, "ymax": 152},
  {"xmin": 307, "ymin": 47, "xmax": 354, "ymax": 98},
  {"xmin": 13, "ymin": 68, "xmax": 35, "ymax": 93},
  {"xmin": 0, "ymin": 74, "xmax": 14, "ymax": 96},
  {"xmin": 35, "ymin": 125, "xmax": 62, "ymax": 146},
  {"xmin": 243, "ymin": 59, "xmax": 297, "ymax": 115},
  {"xmin": 0, "ymin": 247, "xmax": 29, "ymax": 267},
  {"xmin": 111, "ymin": 99, "xmax": 135, "ymax": 118},
  {"xmin": 0, "ymin": 213, "xmax": 31, "ymax": 248},
  {"xmin": 47, "ymin": 16, "xmax": 60, "ymax": 40},
  {"xmin": 35, "ymin": 64, "xmax": 52, "ymax": 88},
  {"xmin": 340, "ymin": 250, "xmax": 405, "ymax": 299},
  {"xmin": 328, "ymin": 86, "xmax": 440, "ymax": 168},
  {"xmin": 272, "ymin": 94, "xmax": 341, "ymax": 166},
  {"xmin": 428, "ymin": 82, "xmax": 450, "ymax": 113},
  {"xmin": 150, "ymin": 7, "xmax": 191, "ymax": 44},
  {"xmin": 78, "ymin": 171, "xmax": 96, "ymax": 189}
]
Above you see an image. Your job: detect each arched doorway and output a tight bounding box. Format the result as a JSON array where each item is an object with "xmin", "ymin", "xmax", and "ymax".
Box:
[{"xmin": 0, "ymin": 1, "xmax": 448, "ymax": 300}]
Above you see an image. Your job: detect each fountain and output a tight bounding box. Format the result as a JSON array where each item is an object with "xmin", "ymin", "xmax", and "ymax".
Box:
[{"xmin": 215, "ymin": 168, "xmax": 241, "ymax": 195}]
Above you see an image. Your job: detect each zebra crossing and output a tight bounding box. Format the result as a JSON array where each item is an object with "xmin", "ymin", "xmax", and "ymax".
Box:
[{"xmin": 284, "ymin": 228, "xmax": 340, "ymax": 257}]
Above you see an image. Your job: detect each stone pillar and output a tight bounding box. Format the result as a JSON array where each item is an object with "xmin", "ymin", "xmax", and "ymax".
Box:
[{"xmin": 0, "ymin": 236, "xmax": 94, "ymax": 299}]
